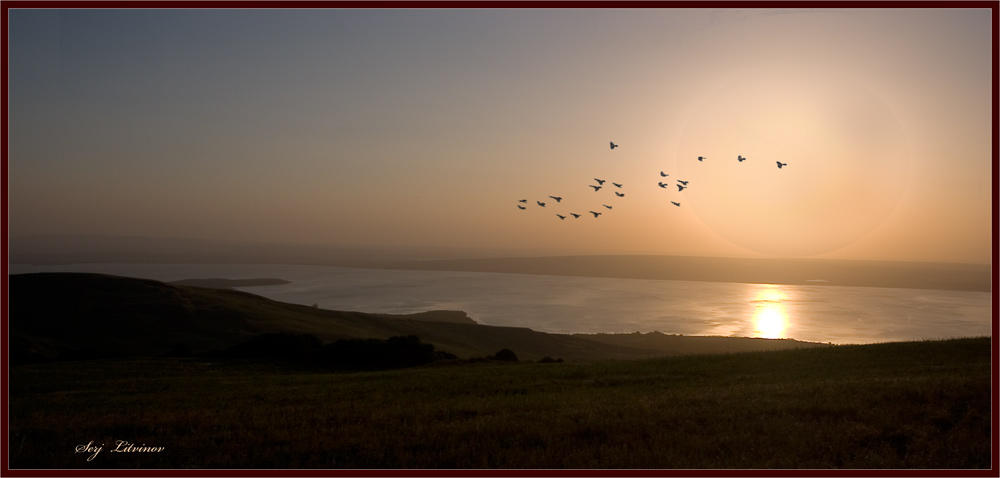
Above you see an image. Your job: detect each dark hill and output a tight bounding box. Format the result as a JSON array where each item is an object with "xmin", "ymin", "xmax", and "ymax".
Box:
[
  {"xmin": 10, "ymin": 273, "xmax": 258, "ymax": 362},
  {"xmin": 9, "ymin": 273, "xmax": 823, "ymax": 364}
]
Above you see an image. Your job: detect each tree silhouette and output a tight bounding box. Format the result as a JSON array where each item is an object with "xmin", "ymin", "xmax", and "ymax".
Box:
[{"xmin": 492, "ymin": 348, "xmax": 519, "ymax": 362}]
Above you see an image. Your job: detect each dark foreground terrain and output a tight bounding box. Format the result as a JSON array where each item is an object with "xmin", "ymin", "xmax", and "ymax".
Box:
[
  {"xmin": 8, "ymin": 337, "xmax": 992, "ymax": 469},
  {"xmin": 7, "ymin": 272, "xmax": 993, "ymax": 469}
]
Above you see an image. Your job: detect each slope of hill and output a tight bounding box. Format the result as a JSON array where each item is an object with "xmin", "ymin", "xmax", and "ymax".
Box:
[{"xmin": 9, "ymin": 273, "xmax": 823, "ymax": 365}]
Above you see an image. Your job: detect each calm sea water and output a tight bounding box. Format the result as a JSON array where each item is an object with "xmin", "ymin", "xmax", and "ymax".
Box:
[{"xmin": 8, "ymin": 263, "xmax": 993, "ymax": 345}]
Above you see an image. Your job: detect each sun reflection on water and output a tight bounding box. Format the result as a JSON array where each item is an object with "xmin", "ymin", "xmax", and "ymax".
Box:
[{"xmin": 752, "ymin": 286, "xmax": 789, "ymax": 339}]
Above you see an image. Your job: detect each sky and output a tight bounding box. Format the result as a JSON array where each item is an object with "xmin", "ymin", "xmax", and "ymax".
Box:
[{"xmin": 7, "ymin": 7, "xmax": 994, "ymax": 263}]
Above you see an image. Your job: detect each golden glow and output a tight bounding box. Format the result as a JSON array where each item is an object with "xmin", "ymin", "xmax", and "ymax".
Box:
[
  {"xmin": 675, "ymin": 68, "xmax": 910, "ymax": 258},
  {"xmin": 752, "ymin": 286, "xmax": 789, "ymax": 339}
]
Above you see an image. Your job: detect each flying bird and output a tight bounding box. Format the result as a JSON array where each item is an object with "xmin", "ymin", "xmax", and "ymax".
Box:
[
  {"xmin": 590, "ymin": 185, "xmax": 603, "ymax": 192},
  {"xmin": 603, "ymin": 204, "xmax": 613, "ymax": 209},
  {"xmin": 677, "ymin": 184, "xmax": 687, "ymax": 192},
  {"xmin": 738, "ymin": 155, "xmax": 747, "ymax": 162},
  {"xmin": 570, "ymin": 213, "xmax": 581, "ymax": 218},
  {"xmin": 613, "ymin": 182, "xmax": 623, "ymax": 188},
  {"xmin": 671, "ymin": 201, "xmax": 681, "ymax": 207},
  {"xmin": 658, "ymin": 182, "xmax": 669, "ymax": 188},
  {"xmin": 698, "ymin": 156, "xmax": 707, "ymax": 161},
  {"xmin": 610, "ymin": 142, "xmax": 619, "ymax": 150},
  {"xmin": 677, "ymin": 180, "xmax": 689, "ymax": 186},
  {"xmin": 589, "ymin": 211, "xmax": 602, "ymax": 218},
  {"xmin": 537, "ymin": 201, "xmax": 546, "ymax": 207},
  {"xmin": 615, "ymin": 191, "xmax": 625, "ymax": 197},
  {"xmin": 549, "ymin": 196, "xmax": 563, "ymax": 202},
  {"xmin": 594, "ymin": 178, "xmax": 606, "ymax": 185},
  {"xmin": 556, "ymin": 214, "xmax": 566, "ymax": 220},
  {"xmin": 660, "ymin": 171, "xmax": 669, "ymax": 177},
  {"xmin": 517, "ymin": 205, "xmax": 526, "ymax": 210},
  {"xmin": 518, "ymin": 199, "xmax": 527, "ymax": 203},
  {"xmin": 777, "ymin": 161, "xmax": 787, "ymax": 169}
]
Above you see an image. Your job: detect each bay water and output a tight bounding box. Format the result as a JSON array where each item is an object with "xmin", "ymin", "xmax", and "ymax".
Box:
[{"xmin": 8, "ymin": 262, "xmax": 992, "ymax": 345}]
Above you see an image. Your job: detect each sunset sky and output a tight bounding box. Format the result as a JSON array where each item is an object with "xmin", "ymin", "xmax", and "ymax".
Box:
[{"xmin": 7, "ymin": 8, "xmax": 993, "ymax": 263}]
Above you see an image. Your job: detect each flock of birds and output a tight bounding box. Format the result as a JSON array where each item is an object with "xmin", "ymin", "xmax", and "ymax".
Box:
[{"xmin": 515, "ymin": 141, "xmax": 788, "ymax": 220}]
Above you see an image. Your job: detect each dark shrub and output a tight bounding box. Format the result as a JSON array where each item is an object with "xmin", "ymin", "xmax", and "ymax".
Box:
[
  {"xmin": 434, "ymin": 350, "xmax": 458, "ymax": 361},
  {"xmin": 322, "ymin": 338, "xmax": 388, "ymax": 369},
  {"xmin": 492, "ymin": 348, "xmax": 519, "ymax": 362},
  {"xmin": 322, "ymin": 335, "xmax": 436, "ymax": 370},
  {"xmin": 538, "ymin": 356, "xmax": 563, "ymax": 363},
  {"xmin": 386, "ymin": 335, "xmax": 436, "ymax": 367},
  {"xmin": 220, "ymin": 333, "xmax": 323, "ymax": 359}
]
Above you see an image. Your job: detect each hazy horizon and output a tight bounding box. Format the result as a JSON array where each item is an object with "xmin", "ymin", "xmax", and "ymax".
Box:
[
  {"xmin": 9, "ymin": 232, "xmax": 995, "ymax": 267},
  {"xmin": 8, "ymin": 8, "xmax": 993, "ymax": 264}
]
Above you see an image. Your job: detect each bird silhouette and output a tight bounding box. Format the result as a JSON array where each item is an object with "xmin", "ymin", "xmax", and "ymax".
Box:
[
  {"xmin": 660, "ymin": 171, "xmax": 669, "ymax": 177},
  {"xmin": 556, "ymin": 214, "xmax": 566, "ymax": 220},
  {"xmin": 698, "ymin": 156, "xmax": 707, "ymax": 161},
  {"xmin": 518, "ymin": 199, "xmax": 527, "ymax": 203},
  {"xmin": 738, "ymin": 155, "xmax": 747, "ymax": 162},
  {"xmin": 537, "ymin": 201, "xmax": 546, "ymax": 207},
  {"xmin": 615, "ymin": 191, "xmax": 625, "ymax": 197},
  {"xmin": 549, "ymin": 196, "xmax": 563, "ymax": 202},
  {"xmin": 677, "ymin": 180, "xmax": 689, "ymax": 186},
  {"xmin": 658, "ymin": 182, "xmax": 669, "ymax": 188},
  {"xmin": 517, "ymin": 205, "xmax": 526, "ymax": 210},
  {"xmin": 610, "ymin": 142, "xmax": 618, "ymax": 150},
  {"xmin": 677, "ymin": 184, "xmax": 687, "ymax": 192},
  {"xmin": 594, "ymin": 178, "xmax": 606, "ymax": 185},
  {"xmin": 777, "ymin": 161, "xmax": 787, "ymax": 169},
  {"xmin": 603, "ymin": 204, "xmax": 613, "ymax": 209},
  {"xmin": 570, "ymin": 213, "xmax": 581, "ymax": 218},
  {"xmin": 590, "ymin": 185, "xmax": 602, "ymax": 192},
  {"xmin": 589, "ymin": 211, "xmax": 602, "ymax": 218},
  {"xmin": 671, "ymin": 201, "xmax": 681, "ymax": 207},
  {"xmin": 613, "ymin": 182, "xmax": 623, "ymax": 188}
]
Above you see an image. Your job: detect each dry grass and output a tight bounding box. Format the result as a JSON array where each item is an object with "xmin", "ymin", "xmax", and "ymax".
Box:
[{"xmin": 8, "ymin": 337, "xmax": 991, "ymax": 469}]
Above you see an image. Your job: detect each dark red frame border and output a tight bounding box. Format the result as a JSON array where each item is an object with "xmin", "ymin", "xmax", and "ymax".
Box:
[{"xmin": 2, "ymin": 1, "xmax": 996, "ymax": 477}]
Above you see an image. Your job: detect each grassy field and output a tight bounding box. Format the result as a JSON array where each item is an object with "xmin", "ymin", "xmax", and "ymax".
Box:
[{"xmin": 8, "ymin": 337, "xmax": 992, "ymax": 469}]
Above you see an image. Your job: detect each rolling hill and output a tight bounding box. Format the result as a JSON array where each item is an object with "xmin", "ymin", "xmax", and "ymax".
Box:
[{"xmin": 8, "ymin": 272, "xmax": 823, "ymax": 364}]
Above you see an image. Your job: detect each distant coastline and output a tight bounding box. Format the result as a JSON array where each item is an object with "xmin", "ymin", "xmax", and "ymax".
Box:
[
  {"xmin": 169, "ymin": 278, "xmax": 291, "ymax": 289},
  {"xmin": 370, "ymin": 255, "xmax": 992, "ymax": 293},
  {"xmin": 8, "ymin": 235, "xmax": 992, "ymax": 293}
]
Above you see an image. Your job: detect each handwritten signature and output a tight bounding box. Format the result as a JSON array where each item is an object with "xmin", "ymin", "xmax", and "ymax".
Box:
[{"xmin": 75, "ymin": 440, "xmax": 164, "ymax": 461}]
